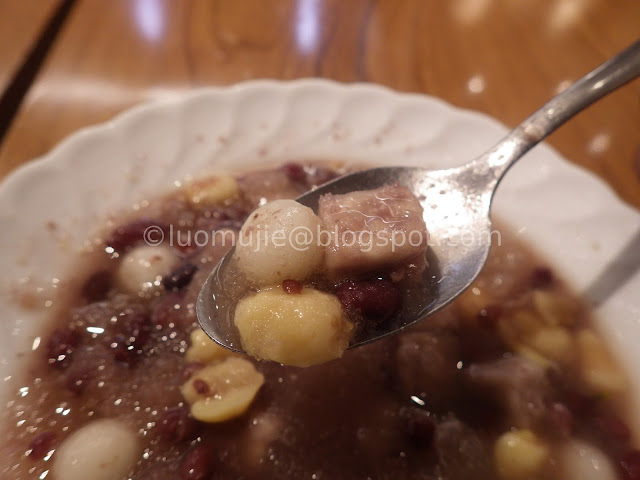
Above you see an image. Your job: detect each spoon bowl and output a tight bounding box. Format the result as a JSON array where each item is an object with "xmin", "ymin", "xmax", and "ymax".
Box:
[{"xmin": 197, "ymin": 39, "xmax": 640, "ymax": 353}]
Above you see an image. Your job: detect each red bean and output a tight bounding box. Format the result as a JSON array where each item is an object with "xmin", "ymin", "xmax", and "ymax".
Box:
[
  {"xmin": 477, "ymin": 304, "xmax": 503, "ymax": 329},
  {"xmin": 562, "ymin": 391, "xmax": 596, "ymax": 419},
  {"xmin": 151, "ymin": 292, "xmax": 185, "ymax": 329},
  {"xmin": 406, "ymin": 410, "xmax": 435, "ymax": 446},
  {"xmin": 336, "ymin": 280, "xmax": 402, "ymax": 324},
  {"xmin": 46, "ymin": 328, "xmax": 80, "ymax": 369},
  {"xmin": 306, "ymin": 166, "xmax": 339, "ymax": 186},
  {"xmin": 281, "ymin": 162, "xmax": 339, "ymax": 188},
  {"xmin": 171, "ymin": 229, "xmax": 199, "ymax": 255},
  {"xmin": 80, "ymin": 270, "xmax": 113, "ymax": 302},
  {"xmin": 105, "ymin": 218, "xmax": 169, "ymax": 253},
  {"xmin": 548, "ymin": 402, "xmax": 573, "ymax": 439},
  {"xmin": 531, "ymin": 266, "xmax": 554, "ymax": 289},
  {"xmin": 193, "ymin": 206, "xmax": 249, "ymax": 239},
  {"xmin": 156, "ymin": 407, "xmax": 199, "ymax": 442},
  {"xmin": 182, "ymin": 362, "xmax": 205, "ymax": 381},
  {"xmin": 27, "ymin": 431, "xmax": 56, "ymax": 459},
  {"xmin": 163, "ymin": 263, "xmax": 198, "ymax": 292},
  {"xmin": 106, "ymin": 306, "xmax": 151, "ymax": 365},
  {"xmin": 193, "ymin": 379, "xmax": 210, "ymax": 395},
  {"xmin": 109, "ymin": 335, "xmax": 135, "ymax": 365},
  {"xmin": 118, "ymin": 306, "xmax": 151, "ymax": 349},
  {"xmin": 64, "ymin": 365, "xmax": 92, "ymax": 395},
  {"xmin": 219, "ymin": 205, "xmax": 249, "ymax": 222},
  {"xmin": 595, "ymin": 410, "xmax": 631, "ymax": 443},
  {"xmin": 281, "ymin": 162, "xmax": 307, "ymax": 184},
  {"xmin": 282, "ymin": 279, "xmax": 303, "ymax": 294},
  {"xmin": 620, "ymin": 450, "xmax": 640, "ymax": 480},
  {"xmin": 180, "ymin": 443, "xmax": 215, "ymax": 480}
]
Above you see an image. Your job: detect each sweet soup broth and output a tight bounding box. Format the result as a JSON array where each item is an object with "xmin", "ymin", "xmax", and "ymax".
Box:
[{"xmin": 1, "ymin": 162, "xmax": 638, "ymax": 480}]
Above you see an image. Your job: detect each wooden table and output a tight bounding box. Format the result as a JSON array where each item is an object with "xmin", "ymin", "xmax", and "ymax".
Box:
[
  {"xmin": 0, "ymin": 0, "xmax": 62, "ymax": 94},
  {"xmin": 0, "ymin": 0, "xmax": 639, "ymax": 207}
]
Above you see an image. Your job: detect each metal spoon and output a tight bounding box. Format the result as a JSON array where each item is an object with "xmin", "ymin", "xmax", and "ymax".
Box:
[{"xmin": 197, "ymin": 39, "xmax": 640, "ymax": 353}]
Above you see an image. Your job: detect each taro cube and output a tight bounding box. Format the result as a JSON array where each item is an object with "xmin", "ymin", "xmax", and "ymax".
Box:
[{"xmin": 318, "ymin": 184, "xmax": 428, "ymax": 279}]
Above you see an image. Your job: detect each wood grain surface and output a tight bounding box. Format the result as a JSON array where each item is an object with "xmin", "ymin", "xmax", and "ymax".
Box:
[
  {"xmin": 0, "ymin": 0, "xmax": 638, "ymax": 207},
  {"xmin": 0, "ymin": 0, "xmax": 62, "ymax": 94}
]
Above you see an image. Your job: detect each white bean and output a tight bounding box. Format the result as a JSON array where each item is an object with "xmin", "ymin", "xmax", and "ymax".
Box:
[
  {"xmin": 180, "ymin": 357, "xmax": 264, "ymax": 423},
  {"xmin": 186, "ymin": 175, "xmax": 239, "ymax": 207},
  {"xmin": 245, "ymin": 412, "xmax": 281, "ymax": 469},
  {"xmin": 559, "ymin": 439, "xmax": 617, "ymax": 480},
  {"xmin": 52, "ymin": 419, "xmax": 139, "ymax": 480},
  {"xmin": 117, "ymin": 244, "xmax": 179, "ymax": 294},
  {"xmin": 234, "ymin": 199, "xmax": 324, "ymax": 284}
]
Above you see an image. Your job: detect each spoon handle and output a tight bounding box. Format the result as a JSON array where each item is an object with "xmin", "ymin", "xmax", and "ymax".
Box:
[{"xmin": 475, "ymin": 39, "xmax": 640, "ymax": 184}]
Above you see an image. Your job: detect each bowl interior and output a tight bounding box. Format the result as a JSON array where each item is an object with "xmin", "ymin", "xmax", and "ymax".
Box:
[{"xmin": 1, "ymin": 80, "xmax": 639, "ymax": 433}]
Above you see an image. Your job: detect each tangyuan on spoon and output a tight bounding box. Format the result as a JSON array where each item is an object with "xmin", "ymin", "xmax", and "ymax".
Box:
[{"xmin": 197, "ymin": 39, "xmax": 640, "ymax": 366}]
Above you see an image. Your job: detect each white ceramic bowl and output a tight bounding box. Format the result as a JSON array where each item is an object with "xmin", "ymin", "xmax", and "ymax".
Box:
[{"xmin": 1, "ymin": 80, "xmax": 639, "ymax": 430}]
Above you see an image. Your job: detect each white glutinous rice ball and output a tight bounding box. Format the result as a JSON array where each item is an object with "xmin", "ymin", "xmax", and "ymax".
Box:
[
  {"xmin": 234, "ymin": 199, "xmax": 325, "ymax": 284},
  {"xmin": 52, "ymin": 418, "xmax": 140, "ymax": 480},
  {"xmin": 559, "ymin": 439, "xmax": 617, "ymax": 480},
  {"xmin": 117, "ymin": 244, "xmax": 179, "ymax": 294}
]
